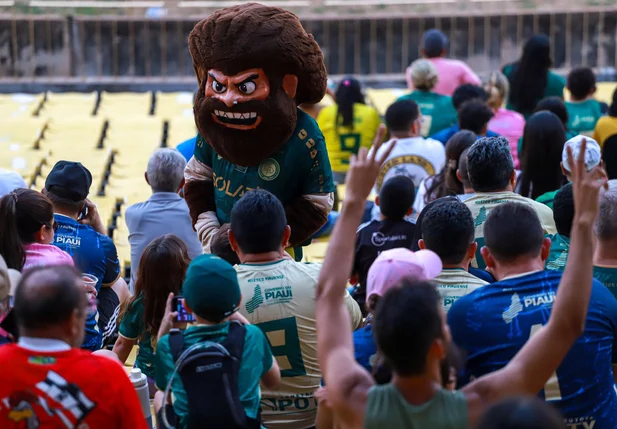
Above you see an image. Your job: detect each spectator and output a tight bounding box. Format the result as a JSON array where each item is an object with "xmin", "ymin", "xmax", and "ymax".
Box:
[
  {"xmin": 565, "ymin": 67, "xmax": 603, "ymax": 136},
  {"xmin": 546, "ymin": 183, "xmax": 574, "ymax": 272},
  {"xmin": 534, "ymin": 96, "xmax": 578, "ymax": 140},
  {"xmin": 0, "ymin": 168, "xmax": 27, "ymax": 198},
  {"xmin": 230, "ymin": 189, "xmax": 361, "ymax": 428},
  {"xmin": 477, "ymin": 397, "xmax": 564, "ymax": 429},
  {"xmin": 504, "ymin": 34, "xmax": 566, "ymax": 117},
  {"xmin": 43, "ymin": 161, "xmax": 128, "ymax": 351},
  {"xmin": 125, "ymin": 148, "xmax": 202, "ymax": 288},
  {"xmin": 463, "ymin": 137, "xmax": 556, "ymax": 268},
  {"xmin": 354, "ymin": 176, "xmax": 416, "ymax": 309},
  {"xmin": 0, "ymin": 188, "xmax": 73, "ymax": 271},
  {"xmin": 449, "ymin": 201, "xmax": 617, "ymax": 428},
  {"xmin": 211, "ymin": 224, "xmax": 240, "ymax": 265},
  {"xmin": 430, "ymin": 84, "xmax": 500, "ymax": 144},
  {"xmin": 593, "ymin": 87, "xmax": 617, "ymax": 148},
  {"xmin": 484, "ymin": 71, "xmax": 525, "ymax": 168},
  {"xmin": 0, "ymin": 255, "xmax": 20, "ymax": 345},
  {"xmin": 318, "ymin": 77, "xmax": 381, "ymax": 183},
  {"xmin": 418, "ymin": 198, "xmax": 487, "ymax": 311},
  {"xmin": 414, "ymin": 130, "xmax": 477, "ymax": 213},
  {"xmin": 112, "ymin": 235, "xmax": 190, "ymax": 397},
  {"xmin": 316, "ymin": 131, "xmax": 604, "ymax": 428},
  {"xmin": 406, "ymin": 29, "xmax": 481, "ymax": 97},
  {"xmin": 458, "ymin": 99, "xmax": 494, "ymax": 137},
  {"xmin": 517, "ymin": 111, "xmax": 567, "ymax": 200},
  {"xmin": 457, "ymin": 148, "xmax": 475, "ymax": 200},
  {"xmin": 398, "ymin": 59, "xmax": 457, "ymax": 136},
  {"xmin": 536, "ymin": 135, "xmax": 602, "ymax": 208},
  {"xmin": 592, "ymin": 180, "xmax": 617, "ymax": 298},
  {"xmin": 375, "ymin": 99, "xmax": 445, "ymax": 191},
  {"xmin": 155, "ymin": 254, "xmax": 281, "ymax": 429},
  {"xmin": 0, "ymin": 265, "xmax": 147, "ymax": 428}
]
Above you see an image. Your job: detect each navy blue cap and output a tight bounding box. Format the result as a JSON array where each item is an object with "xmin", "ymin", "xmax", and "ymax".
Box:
[
  {"xmin": 422, "ymin": 29, "xmax": 448, "ymax": 58},
  {"xmin": 45, "ymin": 161, "xmax": 92, "ymax": 202}
]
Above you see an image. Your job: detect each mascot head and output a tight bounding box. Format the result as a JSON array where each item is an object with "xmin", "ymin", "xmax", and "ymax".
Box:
[{"xmin": 189, "ymin": 3, "xmax": 327, "ymax": 166}]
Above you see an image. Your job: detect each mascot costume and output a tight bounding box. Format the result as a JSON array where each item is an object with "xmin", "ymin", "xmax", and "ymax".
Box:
[{"xmin": 184, "ymin": 3, "xmax": 335, "ymax": 255}]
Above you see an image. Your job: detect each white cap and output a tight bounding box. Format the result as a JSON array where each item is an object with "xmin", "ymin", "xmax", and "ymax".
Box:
[{"xmin": 562, "ymin": 135, "xmax": 602, "ymax": 173}]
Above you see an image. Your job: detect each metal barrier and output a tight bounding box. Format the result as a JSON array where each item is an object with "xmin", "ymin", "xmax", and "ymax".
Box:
[{"xmin": 1, "ymin": 7, "xmax": 616, "ymax": 82}]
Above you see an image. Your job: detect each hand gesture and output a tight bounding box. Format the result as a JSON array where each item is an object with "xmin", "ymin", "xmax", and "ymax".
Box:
[
  {"xmin": 79, "ymin": 199, "xmax": 106, "ymax": 235},
  {"xmin": 567, "ymin": 138, "xmax": 608, "ymax": 226},
  {"xmin": 157, "ymin": 293, "xmax": 179, "ymax": 342},
  {"xmin": 344, "ymin": 125, "xmax": 395, "ymax": 203}
]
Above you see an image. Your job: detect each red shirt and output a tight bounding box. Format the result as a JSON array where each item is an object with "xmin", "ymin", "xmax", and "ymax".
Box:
[{"xmin": 0, "ymin": 344, "xmax": 148, "ymax": 429}]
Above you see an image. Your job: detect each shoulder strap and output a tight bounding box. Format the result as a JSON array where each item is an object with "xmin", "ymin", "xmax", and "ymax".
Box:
[
  {"xmin": 168, "ymin": 329, "xmax": 185, "ymax": 363},
  {"xmin": 221, "ymin": 321, "xmax": 246, "ymax": 359}
]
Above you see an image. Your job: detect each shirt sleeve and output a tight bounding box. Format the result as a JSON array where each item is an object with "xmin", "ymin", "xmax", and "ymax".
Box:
[
  {"xmin": 594, "ymin": 281, "xmax": 617, "ymax": 364},
  {"xmin": 246, "ymin": 325, "xmax": 274, "ymax": 376},
  {"xmin": 447, "ymin": 294, "xmax": 470, "ymax": 353},
  {"xmin": 119, "ymin": 301, "xmax": 141, "ymax": 340},
  {"xmin": 460, "ymin": 62, "xmax": 481, "ymax": 86},
  {"xmin": 193, "ymin": 133, "xmax": 214, "ymax": 167},
  {"xmin": 343, "ymin": 290, "xmax": 363, "ymax": 330},
  {"xmin": 101, "ymin": 236, "xmax": 121, "ymax": 285},
  {"xmin": 107, "ymin": 359, "xmax": 149, "ymax": 429},
  {"xmin": 155, "ymin": 334, "xmax": 174, "ymax": 390},
  {"xmin": 302, "ymin": 133, "xmax": 336, "ymax": 195}
]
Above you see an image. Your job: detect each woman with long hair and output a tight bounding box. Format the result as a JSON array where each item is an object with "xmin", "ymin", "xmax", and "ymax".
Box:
[
  {"xmin": 503, "ymin": 34, "xmax": 566, "ymax": 118},
  {"xmin": 413, "ymin": 130, "xmax": 477, "ymax": 214},
  {"xmin": 0, "ymin": 188, "xmax": 73, "ymax": 271},
  {"xmin": 317, "ymin": 77, "xmax": 381, "ymax": 183},
  {"xmin": 484, "ymin": 71, "xmax": 525, "ymax": 168},
  {"xmin": 517, "ymin": 111, "xmax": 567, "ymax": 201},
  {"xmin": 594, "ymin": 87, "xmax": 617, "ymax": 147},
  {"xmin": 112, "ymin": 235, "xmax": 190, "ymax": 395}
]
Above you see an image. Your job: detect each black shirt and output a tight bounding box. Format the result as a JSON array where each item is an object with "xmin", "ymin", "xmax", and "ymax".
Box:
[{"xmin": 353, "ymin": 218, "xmax": 417, "ymax": 302}]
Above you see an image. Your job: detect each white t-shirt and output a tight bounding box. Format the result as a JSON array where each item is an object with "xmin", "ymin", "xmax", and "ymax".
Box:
[
  {"xmin": 434, "ymin": 268, "xmax": 488, "ymax": 312},
  {"xmin": 373, "ymin": 137, "xmax": 446, "ymax": 192},
  {"xmin": 235, "ymin": 260, "xmax": 362, "ymax": 429}
]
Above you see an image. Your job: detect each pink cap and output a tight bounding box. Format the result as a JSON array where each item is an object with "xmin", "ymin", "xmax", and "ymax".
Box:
[{"xmin": 366, "ymin": 248, "xmax": 442, "ymax": 303}]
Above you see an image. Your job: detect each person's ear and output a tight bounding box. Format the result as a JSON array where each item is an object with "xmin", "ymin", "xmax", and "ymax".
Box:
[
  {"xmin": 282, "ymin": 225, "xmax": 292, "ymax": 249},
  {"xmin": 406, "ymin": 207, "xmax": 414, "ymax": 216},
  {"xmin": 456, "ymin": 169, "xmax": 463, "ymax": 183},
  {"xmin": 481, "ymin": 124, "xmax": 488, "ymax": 136},
  {"xmin": 467, "ymin": 242, "xmax": 478, "ymax": 261},
  {"xmin": 228, "ymin": 229, "xmax": 239, "ymax": 252},
  {"xmin": 591, "ymin": 86, "xmax": 597, "ymax": 96},
  {"xmin": 480, "ymin": 246, "xmax": 494, "ymax": 269},
  {"xmin": 509, "ymin": 170, "xmax": 517, "ymax": 188},
  {"xmin": 282, "ymin": 75, "xmax": 299, "ymax": 99},
  {"xmin": 37, "ymin": 225, "xmax": 47, "ymax": 242},
  {"xmin": 375, "ymin": 196, "xmax": 380, "ymax": 207},
  {"xmin": 177, "ymin": 178, "xmax": 186, "ymax": 193},
  {"xmin": 431, "ymin": 338, "xmax": 446, "ymax": 362},
  {"xmin": 560, "ymin": 162, "xmax": 569, "ymax": 178},
  {"xmin": 418, "ymin": 239, "xmax": 426, "ymax": 250},
  {"xmin": 540, "ymin": 237, "xmax": 552, "ymax": 262},
  {"xmin": 145, "ymin": 172, "xmax": 150, "ymax": 186}
]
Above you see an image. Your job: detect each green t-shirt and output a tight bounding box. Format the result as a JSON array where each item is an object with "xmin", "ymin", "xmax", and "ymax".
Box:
[
  {"xmin": 536, "ymin": 189, "xmax": 559, "ymax": 209},
  {"xmin": 119, "ymin": 294, "xmax": 155, "ymax": 378},
  {"xmin": 566, "ymin": 99, "xmax": 603, "ymax": 135},
  {"xmin": 503, "ymin": 64, "xmax": 566, "ymax": 117},
  {"xmin": 546, "ymin": 233, "xmax": 570, "ymax": 272},
  {"xmin": 397, "ymin": 91, "xmax": 457, "ymax": 137},
  {"xmin": 194, "ymin": 108, "xmax": 336, "ymax": 224},
  {"xmin": 155, "ymin": 323, "xmax": 274, "ymax": 428},
  {"xmin": 593, "ymin": 265, "xmax": 617, "ymax": 301},
  {"xmin": 365, "ymin": 383, "xmax": 468, "ymax": 429}
]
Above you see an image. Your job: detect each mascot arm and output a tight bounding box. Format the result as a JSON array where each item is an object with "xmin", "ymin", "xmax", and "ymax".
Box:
[
  {"xmin": 184, "ymin": 156, "xmax": 220, "ymax": 251},
  {"xmin": 285, "ymin": 192, "xmax": 334, "ymax": 247}
]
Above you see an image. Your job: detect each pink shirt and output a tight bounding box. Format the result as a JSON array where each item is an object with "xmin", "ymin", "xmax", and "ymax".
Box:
[
  {"xmin": 23, "ymin": 243, "xmax": 74, "ymax": 271},
  {"xmin": 406, "ymin": 57, "xmax": 481, "ymax": 97},
  {"xmin": 488, "ymin": 107, "xmax": 526, "ymax": 169}
]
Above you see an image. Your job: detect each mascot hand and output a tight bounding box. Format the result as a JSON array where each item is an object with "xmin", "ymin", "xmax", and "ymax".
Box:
[{"xmin": 195, "ymin": 211, "xmax": 221, "ymax": 253}]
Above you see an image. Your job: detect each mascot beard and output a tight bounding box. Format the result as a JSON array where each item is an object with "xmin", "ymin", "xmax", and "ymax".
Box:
[{"xmin": 194, "ymin": 79, "xmax": 297, "ymax": 167}]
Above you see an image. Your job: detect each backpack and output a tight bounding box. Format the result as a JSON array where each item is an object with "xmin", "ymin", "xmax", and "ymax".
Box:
[{"xmin": 161, "ymin": 321, "xmax": 261, "ymax": 429}]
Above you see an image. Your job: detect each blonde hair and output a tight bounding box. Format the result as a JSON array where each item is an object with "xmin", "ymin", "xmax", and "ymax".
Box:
[
  {"xmin": 484, "ymin": 71, "xmax": 509, "ymax": 110},
  {"xmin": 410, "ymin": 59, "xmax": 439, "ymax": 91}
]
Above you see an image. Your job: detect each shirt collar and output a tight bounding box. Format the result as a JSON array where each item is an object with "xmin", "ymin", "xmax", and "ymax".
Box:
[
  {"xmin": 18, "ymin": 337, "xmax": 71, "ymax": 352},
  {"xmin": 54, "ymin": 213, "xmax": 78, "ymax": 223},
  {"xmin": 149, "ymin": 192, "xmax": 182, "ymax": 202},
  {"xmin": 501, "ymin": 269, "xmax": 543, "ymax": 281}
]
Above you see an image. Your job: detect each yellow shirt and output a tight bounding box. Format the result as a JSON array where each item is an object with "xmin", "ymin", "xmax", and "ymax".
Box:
[
  {"xmin": 593, "ymin": 115, "xmax": 617, "ymax": 148},
  {"xmin": 317, "ymin": 103, "xmax": 381, "ymax": 173}
]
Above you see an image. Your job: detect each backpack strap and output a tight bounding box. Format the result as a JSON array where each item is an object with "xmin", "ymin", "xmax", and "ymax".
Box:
[
  {"xmin": 222, "ymin": 321, "xmax": 246, "ymax": 360},
  {"xmin": 168, "ymin": 329, "xmax": 185, "ymax": 363}
]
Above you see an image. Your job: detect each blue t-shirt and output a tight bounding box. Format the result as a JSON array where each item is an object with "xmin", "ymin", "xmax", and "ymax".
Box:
[
  {"xmin": 448, "ymin": 270, "xmax": 617, "ymax": 428},
  {"xmin": 52, "ymin": 214, "xmax": 121, "ymax": 350},
  {"xmin": 353, "ymin": 323, "xmax": 377, "ymax": 374},
  {"xmin": 430, "ymin": 125, "xmax": 500, "ymax": 145},
  {"xmin": 177, "ymin": 137, "xmax": 196, "ymax": 162}
]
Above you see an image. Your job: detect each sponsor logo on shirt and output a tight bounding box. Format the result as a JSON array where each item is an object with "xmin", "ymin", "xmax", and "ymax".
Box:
[
  {"xmin": 523, "ymin": 292, "xmax": 555, "ymax": 308},
  {"xmin": 371, "ymin": 232, "xmax": 408, "ymax": 247},
  {"xmin": 565, "ymin": 416, "xmax": 596, "ymax": 428},
  {"xmin": 54, "ymin": 235, "xmax": 81, "ymax": 248},
  {"xmin": 376, "ymin": 154, "xmax": 435, "ymax": 190},
  {"xmin": 502, "ymin": 293, "xmax": 523, "ymax": 323},
  {"xmin": 28, "ymin": 356, "xmax": 56, "ymax": 365},
  {"xmin": 258, "ymin": 158, "xmax": 280, "ymax": 181}
]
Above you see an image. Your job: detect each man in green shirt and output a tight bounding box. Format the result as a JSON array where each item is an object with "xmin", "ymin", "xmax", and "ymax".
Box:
[
  {"xmin": 546, "ymin": 183, "xmax": 573, "ymax": 271},
  {"xmin": 315, "ymin": 128, "xmax": 604, "ymax": 428},
  {"xmin": 565, "ymin": 67, "xmax": 604, "ymax": 136},
  {"xmin": 154, "ymin": 254, "xmax": 281, "ymax": 429},
  {"xmin": 418, "ymin": 198, "xmax": 487, "ymax": 312},
  {"xmin": 593, "ymin": 180, "xmax": 617, "ymax": 300}
]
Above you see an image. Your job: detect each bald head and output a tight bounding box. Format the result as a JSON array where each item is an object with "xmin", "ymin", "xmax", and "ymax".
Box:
[
  {"xmin": 596, "ymin": 180, "xmax": 617, "ymax": 241},
  {"xmin": 14, "ymin": 265, "xmax": 84, "ymax": 332}
]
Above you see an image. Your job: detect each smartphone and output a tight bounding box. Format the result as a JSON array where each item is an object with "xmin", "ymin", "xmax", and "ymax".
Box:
[
  {"xmin": 172, "ymin": 296, "xmax": 195, "ymax": 323},
  {"xmin": 78, "ymin": 205, "xmax": 88, "ymax": 221},
  {"xmin": 0, "ymin": 310, "xmax": 18, "ymax": 340}
]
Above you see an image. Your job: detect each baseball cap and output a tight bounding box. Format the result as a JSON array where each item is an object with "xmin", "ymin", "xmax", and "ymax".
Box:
[
  {"xmin": 410, "ymin": 59, "xmax": 439, "ymax": 90},
  {"xmin": 45, "ymin": 161, "xmax": 92, "ymax": 202},
  {"xmin": 0, "ymin": 255, "xmax": 21, "ymax": 302},
  {"xmin": 366, "ymin": 248, "xmax": 442, "ymax": 303},
  {"xmin": 561, "ymin": 135, "xmax": 602, "ymax": 173},
  {"xmin": 422, "ymin": 29, "xmax": 448, "ymax": 58},
  {"xmin": 182, "ymin": 254, "xmax": 241, "ymax": 321}
]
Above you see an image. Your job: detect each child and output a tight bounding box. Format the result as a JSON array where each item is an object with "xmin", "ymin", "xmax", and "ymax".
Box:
[{"xmin": 566, "ymin": 67, "xmax": 603, "ymax": 136}]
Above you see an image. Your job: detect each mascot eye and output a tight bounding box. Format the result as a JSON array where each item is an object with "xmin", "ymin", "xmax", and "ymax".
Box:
[
  {"xmin": 239, "ymin": 81, "xmax": 256, "ymax": 95},
  {"xmin": 212, "ymin": 80, "xmax": 227, "ymax": 93}
]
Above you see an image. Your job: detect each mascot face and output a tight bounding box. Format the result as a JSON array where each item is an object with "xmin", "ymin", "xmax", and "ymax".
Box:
[{"xmin": 189, "ymin": 3, "xmax": 327, "ymax": 167}]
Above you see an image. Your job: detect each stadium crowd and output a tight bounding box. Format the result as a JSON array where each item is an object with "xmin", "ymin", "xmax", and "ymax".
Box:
[{"xmin": 1, "ymin": 27, "xmax": 617, "ymax": 429}]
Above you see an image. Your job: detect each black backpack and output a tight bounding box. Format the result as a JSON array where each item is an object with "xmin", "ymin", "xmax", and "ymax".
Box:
[{"xmin": 161, "ymin": 321, "xmax": 261, "ymax": 429}]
